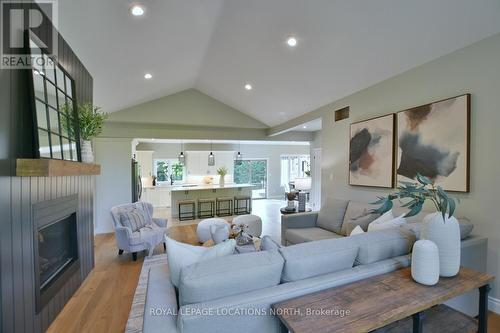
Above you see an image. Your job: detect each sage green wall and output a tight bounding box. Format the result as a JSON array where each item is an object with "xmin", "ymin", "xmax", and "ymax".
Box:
[
  {"xmin": 108, "ymin": 89, "xmax": 266, "ymax": 128},
  {"xmin": 94, "ymin": 138, "xmax": 133, "ymax": 234},
  {"xmin": 273, "ymin": 33, "xmax": 500, "ymax": 302}
]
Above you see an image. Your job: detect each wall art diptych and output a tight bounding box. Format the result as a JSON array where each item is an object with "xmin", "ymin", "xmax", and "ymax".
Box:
[
  {"xmin": 349, "ymin": 114, "xmax": 395, "ymax": 188},
  {"xmin": 396, "ymin": 94, "xmax": 470, "ymax": 192}
]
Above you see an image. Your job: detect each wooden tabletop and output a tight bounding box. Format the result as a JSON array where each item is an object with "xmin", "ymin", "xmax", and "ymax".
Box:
[{"xmin": 272, "ymin": 267, "xmax": 494, "ymax": 333}]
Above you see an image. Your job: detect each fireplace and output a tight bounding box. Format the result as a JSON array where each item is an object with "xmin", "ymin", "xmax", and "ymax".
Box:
[{"xmin": 34, "ymin": 195, "xmax": 80, "ymax": 313}]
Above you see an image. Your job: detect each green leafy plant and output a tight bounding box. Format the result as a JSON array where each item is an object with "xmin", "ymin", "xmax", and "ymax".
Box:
[
  {"xmin": 171, "ymin": 162, "xmax": 184, "ymax": 181},
  {"xmin": 61, "ymin": 102, "xmax": 108, "ymax": 141},
  {"xmin": 156, "ymin": 161, "xmax": 168, "ymax": 182},
  {"xmin": 217, "ymin": 166, "xmax": 228, "ymax": 177},
  {"xmin": 372, "ymin": 173, "xmax": 458, "ymax": 221}
]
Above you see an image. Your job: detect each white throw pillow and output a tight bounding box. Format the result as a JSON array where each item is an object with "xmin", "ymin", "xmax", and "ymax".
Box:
[
  {"xmin": 368, "ymin": 213, "xmax": 407, "ymax": 232},
  {"xmin": 165, "ymin": 236, "xmax": 235, "ymax": 287},
  {"xmin": 350, "ymin": 225, "xmax": 365, "ymax": 236}
]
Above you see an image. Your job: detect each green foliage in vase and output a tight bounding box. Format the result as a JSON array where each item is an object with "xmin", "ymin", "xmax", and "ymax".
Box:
[
  {"xmin": 372, "ymin": 173, "xmax": 458, "ymax": 220},
  {"xmin": 60, "ymin": 102, "xmax": 108, "ymax": 141},
  {"xmin": 217, "ymin": 166, "xmax": 228, "ymax": 176}
]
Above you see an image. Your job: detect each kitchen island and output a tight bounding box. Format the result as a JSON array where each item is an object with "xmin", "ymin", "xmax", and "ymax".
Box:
[{"xmin": 170, "ymin": 183, "xmax": 254, "ymax": 219}]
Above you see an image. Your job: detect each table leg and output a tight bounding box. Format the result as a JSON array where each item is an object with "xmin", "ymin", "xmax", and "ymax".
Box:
[
  {"xmin": 412, "ymin": 311, "xmax": 425, "ymax": 333},
  {"xmin": 478, "ymin": 284, "xmax": 491, "ymax": 333}
]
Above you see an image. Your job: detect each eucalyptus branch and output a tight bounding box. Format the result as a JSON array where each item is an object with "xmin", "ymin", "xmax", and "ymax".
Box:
[{"xmin": 371, "ymin": 173, "xmax": 457, "ymax": 220}]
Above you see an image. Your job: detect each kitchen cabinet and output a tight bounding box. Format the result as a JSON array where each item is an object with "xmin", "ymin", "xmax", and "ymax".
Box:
[
  {"xmin": 141, "ymin": 187, "xmax": 171, "ymax": 208},
  {"xmin": 136, "ymin": 150, "xmax": 154, "ymax": 178},
  {"xmin": 186, "ymin": 151, "xmax": 235, "ymax": 176}
]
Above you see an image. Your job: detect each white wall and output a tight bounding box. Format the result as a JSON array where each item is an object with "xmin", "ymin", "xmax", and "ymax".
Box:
[
  {"xmin": 294, "ymin": 33, "xmax": 500, "ymax": 301},
  {"xmin": 136, "ymin": 142, "xmax": 310, "ymax": 199},
  {"xmin": 94, "ymin": 138, "xmax": 133, "ymax": 234}
]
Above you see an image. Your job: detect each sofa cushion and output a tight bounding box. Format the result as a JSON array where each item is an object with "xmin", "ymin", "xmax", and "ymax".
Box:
[
  {"xmin": 317, "ymin": 199, "xmax": 349, "ymax": 234},
  {"xmin": 285, "ymin": 227, "xmax": 342, "ymax": 245},
  {"xmin": 179, "ymin": 251, "xmax": 284, "ymax": 306},
  {"xmin": 401, "ymin": 218, "xmax": 474, "ymax": 240},
  {"xmin": 278, "ymin": 237, "xmax": 359, "ymax": 282},
  {"xmin": 368, "ymin": 213, "xmax": 407, "ymax": 232},
  {"xmin": 166, "ymin": 237, "xmax": 235, "ymax": 287},
  {"xmin": 261, "ymin": 235, "xmax": 281, "ymax": 251},
  {"xmin": 341, "ymin": 201, "xmax": 376, "ymax": 236},
  {"xmin": 349, "ymin": 228, "xmax": 416, "ymax": 266},
  {"xmin": 345, "ymin": 211, "xmax": 381, "ymax": 235}
]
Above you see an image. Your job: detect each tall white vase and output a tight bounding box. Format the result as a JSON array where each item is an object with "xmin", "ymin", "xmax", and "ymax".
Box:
[
  {"xmin": 421, "ymin": 212, "xmax": 461, "ymax": 277},
  {"xmin": 81, "ymin": 140, "xmax": 94, "ymax": 163},
  {"xmin": 219, "ymin": 175, "xmax": 225, "ymax": 187}
]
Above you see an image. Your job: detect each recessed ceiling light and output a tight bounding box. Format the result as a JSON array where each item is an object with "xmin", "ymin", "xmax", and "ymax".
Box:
[
  {"xmin": 287, "ymin": 36, "xmax": 297, "ymax": 47},
  {"xmin": 144, "ymin": 73, "xmax": 152, "ymax": 79},
  {"xmin": 131, "ymin": 5, "xmax": 145, "ymax": 16},
  {"xmin": 244, "ymin": 83, "xmax": 252, "ymax": 90},
  {"xmin": 302, "ymin": 125, "xmax": 307, "ymax": 129}
]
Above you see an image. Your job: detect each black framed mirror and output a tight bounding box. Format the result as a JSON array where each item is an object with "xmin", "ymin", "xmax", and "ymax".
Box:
[{"xmin": 28, "ymin": 34, "xmax": 80, "ymax": 161}]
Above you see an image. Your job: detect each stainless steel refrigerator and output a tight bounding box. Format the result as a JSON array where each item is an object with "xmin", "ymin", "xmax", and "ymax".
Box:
[{"xmin": 131, "ymin": 158, "xmax": 142, "ymax": 202}]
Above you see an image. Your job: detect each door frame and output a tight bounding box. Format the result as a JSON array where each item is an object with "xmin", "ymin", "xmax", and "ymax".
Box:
[{"xmin": 237, "ymin": 158, "xmax": 269, "ymax": 200}]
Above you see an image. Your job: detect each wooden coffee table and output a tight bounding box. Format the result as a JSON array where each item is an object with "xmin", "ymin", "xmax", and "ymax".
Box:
[{"xmin": 272, "ymin": 267, "xmax": 493, "ymax": 333}]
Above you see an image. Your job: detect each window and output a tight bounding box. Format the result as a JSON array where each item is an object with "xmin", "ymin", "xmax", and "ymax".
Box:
[
  {"xmin": 29, "ymin": 37, "xmax": 79, "ymax": 161},
  {"xmin": 153, "ymin": 159, "xmax": 184, "ymax": 183},
  {"xmin": 280, "ymin": 155, "xmax": 310, "ymax": 186},
  {"xmin": 234, "ymin": 159, "xmax": 268, "ymax": 199}
]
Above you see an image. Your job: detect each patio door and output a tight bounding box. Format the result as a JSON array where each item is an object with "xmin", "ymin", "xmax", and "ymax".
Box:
[{"xmin": 234, "ymin": 159, "xmax": 268, "ymax": 199}]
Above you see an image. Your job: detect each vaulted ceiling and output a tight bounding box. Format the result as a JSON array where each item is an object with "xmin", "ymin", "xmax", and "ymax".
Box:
[{"xmin": 58, "ymin": 0, "xmax": 500, "ymax": 127}]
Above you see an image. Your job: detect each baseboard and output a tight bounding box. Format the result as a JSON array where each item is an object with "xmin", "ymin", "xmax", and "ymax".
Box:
[{"xmin": 489, "ymin": 296, "xmax": 500, "ymax": 314}]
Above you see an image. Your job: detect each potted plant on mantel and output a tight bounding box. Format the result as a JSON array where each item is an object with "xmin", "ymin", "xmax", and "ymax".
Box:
[
  {"xmin": 372, "ymin": 173, "xmax": 460, "ymax": 277},
  {"xmin": 62, "ymin": 103, "xmax": 108, "ymax": 163},
  {"xmin": 217, "ymin": 167, "xmax": 228, "ymax": 187}
]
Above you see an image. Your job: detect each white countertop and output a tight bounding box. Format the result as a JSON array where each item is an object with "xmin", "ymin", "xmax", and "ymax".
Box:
[{"xmin": 170, "ymin": 183, "xmax": 254, "ymax": 192}]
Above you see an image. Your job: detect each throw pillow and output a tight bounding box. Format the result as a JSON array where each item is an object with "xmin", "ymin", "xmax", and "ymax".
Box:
[
  {"xmin": 350, "ymin": 225, "xmax": 365, "ymax": 236},
  {"xmin": 120, "ymin": 209, "xmax": 147, "ymax": 232},
  {"xmin": 165, "ymin": 236, "xmax": 235, "ymax": 287},
  {"xmin": 368, "ymin": 213, "xmax": 407, "ymax": 232},
  {"xmin": 345, "ymin": 211, "xmax": 381, "ymax": 235}
]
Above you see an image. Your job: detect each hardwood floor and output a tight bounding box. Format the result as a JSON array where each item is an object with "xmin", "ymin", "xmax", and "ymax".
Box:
[{"xmin": 48, "ymin": 199, "xmax": 500, "ymax": 333}]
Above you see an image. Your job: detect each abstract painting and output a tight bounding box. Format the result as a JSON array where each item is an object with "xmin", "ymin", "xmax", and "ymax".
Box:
[
  {"xmin": 397, "ymin": 94, "xmax": 470, "ymax": 192},
  {"xmin": 349, "ymin": 114, "xmax": 395, "ymax": 188}
]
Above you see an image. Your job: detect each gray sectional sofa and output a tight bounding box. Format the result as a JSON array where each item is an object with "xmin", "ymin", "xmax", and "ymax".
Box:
[{"xmin": 142, "ymin": 199, "xmax": 487, "ymax": 333}]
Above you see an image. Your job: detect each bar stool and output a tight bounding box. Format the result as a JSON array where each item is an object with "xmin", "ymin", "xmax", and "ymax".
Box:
[
  {"xmin": 234, "ymin": 195, "xmax": 252, "ymax": 215},
  {"xmin": 178, "ymin": 199, "xmax": 196, "ymax": 221},
  {"xmin": 216, "ymin": 197, "xmax": 233, "ymax": 217},
  {"xmin": 198, "ymin": 198, "xmax": 215, "ymax": 219}
]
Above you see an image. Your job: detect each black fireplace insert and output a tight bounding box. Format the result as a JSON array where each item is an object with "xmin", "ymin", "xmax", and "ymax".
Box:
[{"xmin": 33, "ymin": 195, "xmax": 80, "ymax": 313}]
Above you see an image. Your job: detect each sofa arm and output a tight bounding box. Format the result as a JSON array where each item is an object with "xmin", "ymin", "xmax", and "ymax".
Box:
[
  {"xmin": 153, "ymin": 217, "xmax": 168, "ymax": 228},
  {"xmin": 114, "ymin": 226, "xmax": 132, "ymax": 251},
  {"xmin": 281, "ymin": 212, "xmax": 318, "ymax": 246}
]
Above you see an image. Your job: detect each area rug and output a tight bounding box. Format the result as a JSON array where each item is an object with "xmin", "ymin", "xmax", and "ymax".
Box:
[{"xmin": 125, "ymin": 254, "xmax": 168, "ymax": 333}]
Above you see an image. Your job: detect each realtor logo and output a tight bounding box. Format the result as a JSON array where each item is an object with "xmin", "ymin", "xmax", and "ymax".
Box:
[{"xmin": 1, "ymin": 0, "xmax": 58, "ymax": 69}]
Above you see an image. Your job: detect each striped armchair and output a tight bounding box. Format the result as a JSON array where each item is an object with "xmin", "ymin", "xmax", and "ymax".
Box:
[{"xmin": 110, "ymin": 202, "xmax": 168, "ymax": 260}]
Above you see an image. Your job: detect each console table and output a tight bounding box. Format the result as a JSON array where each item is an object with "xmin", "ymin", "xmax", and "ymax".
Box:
[{"xmin": 272, "ymin": 267, "xmax": 493, "ymax": 333}]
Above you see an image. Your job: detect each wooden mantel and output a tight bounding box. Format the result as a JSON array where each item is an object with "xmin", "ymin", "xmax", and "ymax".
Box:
[{"xmin": 16, "ymin": 159, "xmax": 101, "ymax": 177}]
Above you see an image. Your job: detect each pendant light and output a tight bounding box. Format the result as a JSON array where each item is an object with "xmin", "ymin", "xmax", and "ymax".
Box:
[
  {"xmin": 208, "ymin": 141, "xmax": 215, "ymax": 166},
  {"xmin": 236, "ymin": 141, "xmax": 243, "ymax": 165},
  {"xmin": 178, "ymin": 140, "xmax": 185, "ymax": 165}
]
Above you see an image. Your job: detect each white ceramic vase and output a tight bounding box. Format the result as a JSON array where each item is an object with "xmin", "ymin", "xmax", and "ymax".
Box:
[
  {"xmin": 421, "ymin": 212, "xmax": 461, "ymax": 277},
  {"xmin": 219, "ymin": 175, "xmax": 225, "ymax": 187},
  {"xmin": 411, "ymin": 240, "xmax": 440, "ymax": 285},
  {"xmin": 81, "ymin": 140, "xmax": 94, "ymax": 163}
]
